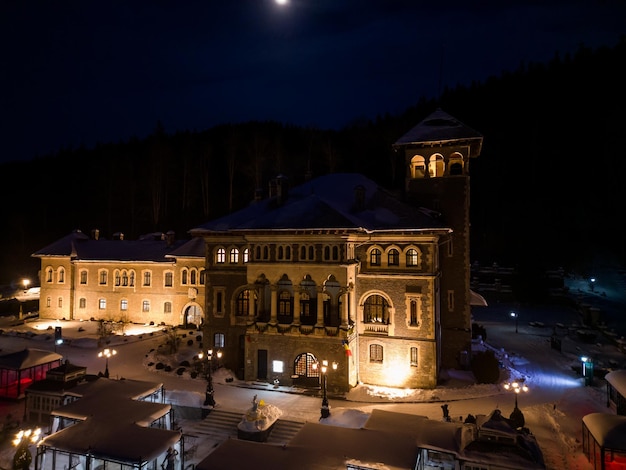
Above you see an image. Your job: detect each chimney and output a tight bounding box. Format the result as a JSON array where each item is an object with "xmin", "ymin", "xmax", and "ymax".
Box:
[
  {"xmin": 166, "ymin": 230, "xmax": 175, "ymax": 246},
  {"xmin": 92, "ymin": 229, "xmax": 100, "ymax": 240}
]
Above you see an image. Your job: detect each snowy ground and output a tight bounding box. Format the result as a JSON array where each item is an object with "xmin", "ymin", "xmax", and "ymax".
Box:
[{"xmin": 1, "ymin": 262, "xmax": 625, "ymax": 469}]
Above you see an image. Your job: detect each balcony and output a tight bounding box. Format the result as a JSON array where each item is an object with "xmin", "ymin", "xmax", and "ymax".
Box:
[{"xmin": 363, "ymin": 322, "xmax": 389, "ymax": 335}]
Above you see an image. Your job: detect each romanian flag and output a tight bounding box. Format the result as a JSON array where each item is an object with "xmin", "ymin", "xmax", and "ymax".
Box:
[{"xmin": 342, "ymin": 340, "xmax": 352, "ymax": 356}]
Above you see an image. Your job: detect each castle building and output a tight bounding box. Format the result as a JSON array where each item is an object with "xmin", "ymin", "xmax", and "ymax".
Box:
[
  {"xmin": 32, "ymin": 230, "xmax": 206, "ymax": 327},
  {"xmin": 31, "ymin": 110, "xmax": 482, "ymax": 392},
  {"xmin": 192, "ymin": 110, "xmax": 483, "ymax": 391}
]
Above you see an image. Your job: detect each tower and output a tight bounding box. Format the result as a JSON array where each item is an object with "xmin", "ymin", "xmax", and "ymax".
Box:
[{"xmin": 392, "ymin": 109, "xmax": 483, "ymax": 369}]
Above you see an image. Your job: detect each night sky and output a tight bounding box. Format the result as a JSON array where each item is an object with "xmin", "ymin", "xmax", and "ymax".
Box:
[{"xmin": 2, "ymin": 0, "xmax": 625, "ymax": 164}]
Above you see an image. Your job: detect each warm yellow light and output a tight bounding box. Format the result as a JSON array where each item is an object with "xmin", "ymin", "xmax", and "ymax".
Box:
[
  {"xmin": 217, "ymin": 351, "xmax": 223, "ymax": 359},
  {"xmin": 98, "ymin": 348, "xmax": 117, "ymax": 359},
  {"xmin": 332, "ymin": 362, "xmax": 338, "ymax": 370},
  {"xmin": 22, "ymin": 279, "xmax": 30, "ymax": 289},
  {"xmin": 321, "ymin": 365, "xmax": 327, "ymax": 374}
]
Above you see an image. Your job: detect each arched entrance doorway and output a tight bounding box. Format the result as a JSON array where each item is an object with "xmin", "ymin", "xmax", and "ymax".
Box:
[
  {"xmin": 184, "ymin": 304, "xmax": 203, "ymax": 328},
  {"xmin": 292, "ymin": 352, "xmax": 320, "ymax": 388}
]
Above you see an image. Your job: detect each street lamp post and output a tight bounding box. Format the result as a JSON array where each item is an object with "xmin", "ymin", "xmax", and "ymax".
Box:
[
  {"xmin": 510, "ymin": 311, "xmax": 518, "ymax": 333},
  {"xmin": 12, "ymin": 428, "xmax": 42, "ymax": 470},
  {"xmin": 98, "ymin": 348, "xmax": 117, "ymax": 378},
  {"xmin": 503, "ymin": 378, "xmax": 529, "ymax": 428},
  {"xmin": 200, "ymin": 349, "xmax": 219, "ymax": 408},
  {"xmin": 313, "ymin": 359, "xmax": 337, "ymax": 419}
]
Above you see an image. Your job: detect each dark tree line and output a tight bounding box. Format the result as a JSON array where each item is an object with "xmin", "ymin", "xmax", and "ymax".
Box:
[{"xmin": 1, "ymin": 38, "xmax": 625, "ymax": 286}]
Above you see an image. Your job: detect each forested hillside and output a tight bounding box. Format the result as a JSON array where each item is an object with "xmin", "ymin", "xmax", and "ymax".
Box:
[{"xmin": 2, "ymin": 39, "xmax": 624, "ymax": 286}]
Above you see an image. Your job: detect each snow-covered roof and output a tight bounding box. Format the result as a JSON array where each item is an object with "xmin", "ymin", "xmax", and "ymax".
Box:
[
  {"xmin": 583, "ymin": 413, "xmax": 626, "ymax": 449},
  {"xmin": 392, "ymin": 108, "xmax": 483, "ymax": 149},
  {"xmin": 197, "ymin": 408, "xmax": 545, "ymax": 470},
  {"xmin": 191, "ymin": 173, "xmax": 449, "ymax": 234},
  {"xmin": 31, "ymin": 229, "xmax": 192, "ymax": 262},
  {"xmin": 605, "ymin": 370, "xmax": 626, "ymax": 395},
  {"xmin": 0, "ymin": 348, "xmax": 62, "ymax": 370},
  {"xmin": 38, "ymin": 378, "xmax": 180, "ymax": 463}
]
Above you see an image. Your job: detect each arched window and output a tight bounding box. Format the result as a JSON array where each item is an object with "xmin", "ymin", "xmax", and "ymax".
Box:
[
  {"xmin": 230, "ymin": 248, "xmax": 239, "ymax": 264},
  {"xmin": 364, "ymin": 295, "xmax": 389, "ymax": 324},
  {"xmin": 80, "ymin": 270, "xmax": 88, "ymax": 285},
  {"xmin": 255, "ymin": 246, "xmax": 261, "ymax": 260},
  {"xmin": 308, "ymin": 246, "xmax": 314, "ymax": 260},
  {"xmin": 406, "ymin": 249, "xmax": 419, "ymax": 267},
  {"xmin": 429, "ymin": 154, "xmax": 445, "ymax": 177},
  {"xmin": 411, "ymin": 155, "xmax": 426, "ymax": 179},
  {"xmin": 58, "ymin": 268, "xmax": 65, "ymax": 283},
  {"xmin": 243, "ymin": 248, "xmax": 250, "ymax": 263},
  {"xmin": 216, "ymin": 248, "xmax": 226, "ymax": 264},
  {"xmin": 332, "ymin": 246, "xmax": 339, "ymax": 260},
  {"xmin": 129, "ymin": 271, "xmax": 135, "ymax": 287},
  {"xmin": 388, "ymin": 249, "xmax": 399, "ymax": 266},
  {"xmin": 369, "ymin": 344, "xmax": 383, "ymax": 363},
  {"xmin": 199, "ymin": 269, "xmax": 206, "ymax": 284},
  {"xmin": 182, "ymin": 269, "xmax": 188, "ymax": 285},
  {"xmin": 190, "ymin": 269, "xmax": 197, "ymax": 285},
  {"xmin": 237, "ymin": 290, "xmax": 250, "ymax": 316},
  {"xmin": 122, "ymin": 270, "xmax": 129, "ymax": 286},
  {"xmin": 449, "ymin": 152, "xmax": 464, "ymax": 175},
  {"xmin": 370, "ymin": 248, "xmax": 381, "ymax": 266},
  {"xmin": 115, "ymin": 271, "xmax": 121, "ymax": 286},
  {"xmin": 46, "ymin": 267, "xmax": 53, "ymax": 283},
  {"xmin": 263, "ymin": 246, "xmax": 269, "ymax": 260}
]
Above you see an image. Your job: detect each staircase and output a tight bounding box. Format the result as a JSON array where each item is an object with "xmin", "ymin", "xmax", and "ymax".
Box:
[{"xmin": 181, "ymin": 408, "xmax": 305, "ymax": 458}]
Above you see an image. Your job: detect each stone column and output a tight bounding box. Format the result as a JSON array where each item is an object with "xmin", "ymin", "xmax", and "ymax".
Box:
[
  {"xmin": 315, "ymin": 288, "xmax": 325, "ymax": 328},
  {"xmin": 293, "ymin": 289, "xmax": 301, "ymax": 326},
  {"xmin": 270, "ymin": 285, "xmax": 278, "ymax": 325}
]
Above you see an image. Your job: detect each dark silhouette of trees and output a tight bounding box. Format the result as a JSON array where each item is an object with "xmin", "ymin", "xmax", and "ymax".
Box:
[{"xmin": 1, "ymin": 38, "xmax": 625, "ymax": 285}]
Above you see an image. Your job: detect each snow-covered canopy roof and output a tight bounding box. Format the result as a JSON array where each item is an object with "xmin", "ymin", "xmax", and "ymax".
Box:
[
  {"xmin": 583, "ymin": 413, "xmax": 626, "ymax": 449},
  {"xmin": 605, "ymin": 370, "xmax": 626, "ymax": 395},
  {"xmin": 191, "ymin": 173, "xmax": 449, "ymax": 234},
  {"xmin": 0, "ymin": 348, "xmax": 62, "ymax": 370},
  {"xmin": 38, "ymin": 378, "xmax": 180, "ymax": 464}
]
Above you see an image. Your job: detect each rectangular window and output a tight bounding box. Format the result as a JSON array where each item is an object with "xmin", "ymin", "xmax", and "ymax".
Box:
[
  {"xmin": 58, "ymin": 297, "xmax": 63, "ymax": 308},
  {"xmin": 272, "ymin": 361, "xmax": 284, "ymax": 373},
  {"xmin": 46, "ymin": 297, "xmax": 51, "ymax": 308},
  {"xmin": 214, "ymin": 332, "xmax": 225, "ymax": 348},
  {"xmin": 164, "ymin": 302, "xmax": 172, "ymax": 313},
  {"xmin": 120, "ymin": 300, "xmax": 128, "ymax": 311},
  {"xmin": 143, "ymin": 271, "xmax": 151, "ymax": 287},
  {"xmin": 99, "ymin": 299, "xmax": 106, "ymax": 310},
  {"xmin": 79, "ymin": 298, "xmax": 86, "ymax": 309},
  {"xmin": 369, "ymin": 344, "xmax": 383, "ymax": 363},
  {"xmin": 142, "ymin": 300, "xmax": 150, "ymax": 312},
  {"xmin": 99, "ymin": 271, "xmax": 107, "ymax": 285},
  {"xmin": 217, "ymin": 292, "xmax": 223, "ymax": 314},
  {"xmin": 80, "ymin": 271, "xmax": 87, "ymax": 284},
  {"xmin": 165, "ymin": 272, "xmax": 173, "ymax": 287},
  {"xmin": 410, "ymin": 347, "xmax": 418, "ymax": 367}
]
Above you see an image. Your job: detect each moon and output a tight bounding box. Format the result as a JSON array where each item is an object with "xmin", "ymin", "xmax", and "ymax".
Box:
[{"xmin": 275, "ymin": 0, "xmax": 288, "ymax": 5}]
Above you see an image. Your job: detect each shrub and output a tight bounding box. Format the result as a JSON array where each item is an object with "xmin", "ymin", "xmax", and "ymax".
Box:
[
  {"xmin": 187, "ymin": 339, "xmax": 193, "ymax": 346},
  {"xmin": 180, "ymin": 360, "xmax": 191, "ymax": 367},
  {"xmin": 176, "ymin": 367, "xmax": 186, "ymax": 375},
  {"xmin": 155, "ymin": 363, "xmax": 165, "ymax": 370},
  {"xmin": 164, "ymin": 365, "xmax": 172, "ymax": 372},
  {"xmin": 190, "ymin": 371, "xmax": 198, "ymax": 379},
  {"xmin": 471, "ymin": 350, "xmax": 500, "ymax": 383}
]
